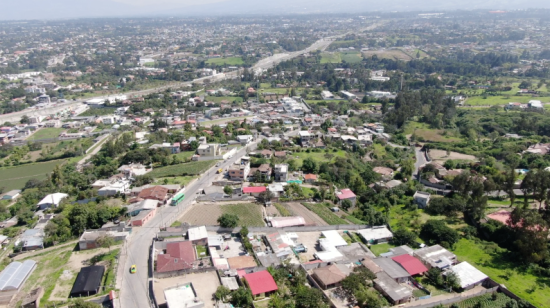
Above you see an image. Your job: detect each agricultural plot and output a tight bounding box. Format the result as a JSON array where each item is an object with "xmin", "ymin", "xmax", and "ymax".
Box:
[
  {"xmin": 0, "ymin": 159, "xmax": 66, "ymax": 191},
  {"xmin": 205, "ymin": 57, "xmax": 244, "ymax": 65},
  {"xmin": 180, "ymin": 202, "xmax": 265, "ymax": 227},
  {"xmin": 291, "ymin": 150, "xmax": 346, "ymax": 166},
  {"xmin": 284, "ymin": 202, "xmax": 328, "ymax": 226},
  {"xmin": 27, "ymin": 128, "xmax": 65, "ymax": 140},
  {"xmin": 148, "ymin": 160, "xmax": 217, "ymax": 178},
  {"xmin": 320, "ymin": 53, "xmax": 341, "ymax": 63},
  {"xmin": 453, "ymin": 292, "xmax": 514, "ymax": 308},
  {"xmin": 301, "ymin": 202, "xmax": 348, "ymax": 225}
]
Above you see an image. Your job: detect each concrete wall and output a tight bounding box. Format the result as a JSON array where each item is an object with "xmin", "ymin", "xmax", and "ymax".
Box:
[{"xmin": 204, "ymin": 224, "xmax": 369, "ymax": 234}]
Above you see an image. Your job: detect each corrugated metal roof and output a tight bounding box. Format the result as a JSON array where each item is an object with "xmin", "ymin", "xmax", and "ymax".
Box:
[{"xmin": 0, "ymin": 260, "xmax": 36, "ymax": 291}]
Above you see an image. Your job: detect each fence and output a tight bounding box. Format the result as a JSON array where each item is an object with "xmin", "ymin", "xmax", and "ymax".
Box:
[
  {"xmin": 204, "ymin": 224, "xmax": 369, "ymax": 233},
  {"xmin": 154, "ymin": 266, "xmax": 218, "ymax": 279}
]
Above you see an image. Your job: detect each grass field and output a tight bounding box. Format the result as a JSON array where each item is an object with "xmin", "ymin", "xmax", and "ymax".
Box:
[
  {"xmin": 464, "ymin": 95, "xmax": 543, "ymax": 106},
  {"xmin": 453, "ymin": 238, "xmax": 550, "ymax": 307},
  {"xmin": 155, "ymin": 176, "xmax": 196, "ymax": 186},
  {"xmin": 369, "ymin": 243, "xmax": 396, "ymax": 256},
  {"xmin": 404, "ymin": 121, "xmax": 462, "ymax": 143},
  {"xmin": 362, "ymin": 49, "xmax": 412, "ymax": 61},
  {"xmin": 79, "ymin": 107, "xmax": 117, "ymax": 117},
  {"xmin": 206, "ymin": 96, "xmax": 243, "ymax": 104},
  {"xmin": 222, "ymin": 203, "xmax": 265, "ymax": 227},
  {"xmin": 0, "ymin": 159, "xmax": 66, "ymax": 190},
  {"xmin": 148, "ymin": 160, "xmax": 217, "ymax": 178},
  {"xmin": 27, "ymin": 128, "xmax": 65, "ymax": 140},
  {"xmin": 206, "ymin": 57, "xmax": 244, "ymax": 65},
  {"xmin": 302, "ymin": 202, "xmax": 348, "ymax": 225},
  {"xmin": 320, "ymin": 53, "xmax": 341, "ymax": 63},
  {"xmin": 341, "ymin": 52, "xmax": 363, "ymax": 63},
  {"xmin": 291, "ymin": 150, "xmax": 346, "ymax": 166}
]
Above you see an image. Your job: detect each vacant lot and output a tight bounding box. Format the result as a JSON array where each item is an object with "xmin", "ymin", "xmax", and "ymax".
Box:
[
  {"xmin": 180, "ymin": 202, "xmax": 265, "ymax": 227},
  {"xmin": 291, "ymin": 150, "xmax": 346, "ymax": 166},
  {"xmin": 341, "ymin": 52, "xmax": 363, "ymax": 63},
  {"xmin": 320, "ymin": 53, "xmax": 341, "ymax": 63},
  {"xmin": 429, "ymin": 149, "xmax": 476, "ymax": 164},
  {"xmin": 284, "ymin": 202, "xmax": 328, "ymax": 226},
  {"xmin": 301, "ymin": 202, "xmax": 348, "ymax": 225},
  {"xmin": 0, "ymin": 159, "xmax": 66, "ymax": 190},
  {"xmin": 27, "ymin": 128, "xmax": 65, "ymax": 140},
  {"xmin": 205, "ymin": 57, "xmax": 244, "ymax": 65},
  {"xmin": 148, "ymin": 160, "xmax": 217, "ymax": 178},
  {"xmin": 362, "ymin": 49, "xmax": 412, "ymax": 61}
]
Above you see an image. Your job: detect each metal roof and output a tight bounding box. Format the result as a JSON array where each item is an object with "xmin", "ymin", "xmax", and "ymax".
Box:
[
  {"xmin": 373, "ymin": 258, "xmax": 410, "ymax": 279},
  {"xmin": 0, "ymin": 260, "xmax": 36, "ymax": 291}
]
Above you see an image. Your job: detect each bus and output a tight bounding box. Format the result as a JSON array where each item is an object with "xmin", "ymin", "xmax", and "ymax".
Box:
[{"xmin": 171, "ymin": 193, "xmax": 185, "ymax": 206}]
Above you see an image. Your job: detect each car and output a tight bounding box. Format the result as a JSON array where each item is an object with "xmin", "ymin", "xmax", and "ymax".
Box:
[{"xmin": 130, "ymin": 264, "xmax": 136, "ymax": 274}]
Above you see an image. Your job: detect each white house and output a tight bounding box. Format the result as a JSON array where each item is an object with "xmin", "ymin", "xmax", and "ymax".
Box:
[
  {"xmin": 413, "ymin": 191, "xmax": 431, "ymax": 209},
  {"xmin": 37, "ymin": 193, "xmax": 69, "ymax": 210},
  {"xmin": 236, "ymin": 135, "xmax": 253, "ymax": 145}
]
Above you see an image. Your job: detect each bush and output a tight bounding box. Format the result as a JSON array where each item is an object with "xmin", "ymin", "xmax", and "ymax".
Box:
[{"xmin": 217, "ymin": 213, "xmax": 239, "ymax": 228}]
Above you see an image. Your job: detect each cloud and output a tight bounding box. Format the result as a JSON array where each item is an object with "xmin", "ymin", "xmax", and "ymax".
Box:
[{"xmin": 111, "ymin": 0, "xmax": 227, "ymax": 7}]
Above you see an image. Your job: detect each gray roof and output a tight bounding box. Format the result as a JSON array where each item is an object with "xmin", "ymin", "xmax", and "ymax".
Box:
[
  {"xmin": 20, "ymin": 229, "xmax": 44, "ymax": 248},
  {"xmin": 414, "ymin": 245, "xmax": 457, "ymax": 269},
  {"xmin": 2, "ymin": 190, "xmax": 21, "ymax": 197},
  {"xmin": 336, "ymin": 242, "xmax": 375, "ymax": 260},
  {"xmin": 373, "ymin": 258, "xmax": 410, "ymax": 279},
  {"xmin": 221, "ymin": 277, "xmax": 239, "ymax": 290},
  {"xmin": 374, "ymin": 272, "xmax": 412, "ymax": 302}
]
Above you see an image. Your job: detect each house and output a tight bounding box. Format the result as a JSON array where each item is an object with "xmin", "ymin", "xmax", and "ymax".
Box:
[
  {"xmin": 127, "ymin": 199, "xmax": 158, "ymax": 216},
  {"xmin": 97, "ymin": 180, "xmax": 130, "ymax": 197},
  {"xmin": 445, "ymin": 262, "xmax": 488, "ymax": 290},
  {"xmin": 187, "ymin": 226, "xmax": 208, "ymax": 245},
  {"xmin": 236, "ymin": 135, "xmax": 253, "ymax": 145},
  {"xmin": 414, "ymin": 245, "xmax": 457, "ymax": 270},
  {"xmin": 413, "ymin": 191, "xmax": 431, "ymax": 208},
  {"xmin": 336, "ymin": 188, "xmax": 356, "ymax": 207},
  {"xmin": 243, "ymin": 270, "xmax": 278, "ymax": 299},
  {"xmin": 321, "ymin": 91, "xmax": 334, "ymax": 100},
  {"xmin": 340, "ymin": 91, "xmax": 357, "ymax": 100},
  {"xmin": 357, "ymin": 226, "xmax": 393, "ymax": 244},
  {"xmin": 1, "ymin": 190, "xmax": 21, "ymax": 201},
  {"xmin": 361, "ymin": 258, "xmax": 383, "ymax": 274},
  {"xmin": 273, "ymin": 164, "xmax": 288, "ymax": 182},
  {"xmin": 138, "ymin": 186, "xmax": 168, "ymax": 202},
  {"xmin": 372, "ymin": 258, "xmax": 410, "ymax": 283},
  {"xmin": 312, "ymin": 264, "xmax": 352, "ymax": 290},
  {"xmin": 156, "ymin": 241, "xmax": 196, "ymax": 273},
  {"xmin": 19, "ymin": 229, "xmax": 45, "ymax": 250},
  {"xmin": 196, "ymin": 143, "xmax": 221, "ymax": 157},
  {"xmin": 228, "ymin": 156, "xmax": 251, "ymax": 181},
  {"xmin": 528, "ymin": 100, "xmax": 543, "ymax": 109},
  {"xmin": 79, "ymin": 230, "xmax": 129, "ymax": 250},
  {"xmin": 117, "ymin": 163, "xmax": 150, "ymax": 178},
  {"xmin": 70, "ymin": 266, "xmax": 105, "ymax": 297},
  {"xmin": 260, "ymin": 149, "xmax": 273, "ymax": 159},
  {"xmin": 130, "ymin": 208, "xmax": 156, "ymax": 227},
  {"xmin": 373, "ymin": 167, "xmax": 394, "ymax": 179},
  {"xmin": 264, "ymin": 230, "xmax": 295, "ymax": 259},
  {"xmin": 391, "ymin": 254, "xmax": 428, "ymax": 276},
  {"xmin": 242, "ymin": 186, "xmax": 266, "ymax": 197},
  {"xmin": 36, "ymin": 193, "xmax": 68, "ymax": 210},
  {"xmin": 252, "ymin": 164, "xmax": 272, "ymax": 181},
  {"xmin": 274, "ymin": 151, "xmax": 286, "ymax": 158},
  {"xmin": 298, "ymin": 131, "xmax": 312, "ymax": 147},
  {"xmin": 303, "ymin": 174, "xmax": 317, "ymax": 183},
  {"xmin": 163, "ymin": 283, "xmax": 204, "ymax": 308},
  {"xmin": 374, "ymin": 272, "xmax": 412, "ymax": 305}
]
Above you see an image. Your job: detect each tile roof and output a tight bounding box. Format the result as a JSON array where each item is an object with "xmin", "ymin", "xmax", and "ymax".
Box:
[
  {"xmin": 337, "ymin": 188, "xmax": 356, "ymax": 200},
  {"xmin": 243, "ymin": 271, "xmax": 278, "ymax": 295},
  {"xmin": 242, "ymin": 186, "xmax": 266, "ymax": 194},
  {"xmin": 138, "ymin": 186, "xmax": 168, "ymax": 201},
  {"xmin": 156, "ymin": 241, "xmax": 195, "ymax": 273},
  {"xmin": 391, "ymin": 254, "xmax": 428, "ymax": 276}
]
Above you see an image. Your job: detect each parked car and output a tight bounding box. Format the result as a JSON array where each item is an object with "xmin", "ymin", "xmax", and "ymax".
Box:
[{"xmin": 294, "ymin": 244, "xmax": 308, "ymax": 253}]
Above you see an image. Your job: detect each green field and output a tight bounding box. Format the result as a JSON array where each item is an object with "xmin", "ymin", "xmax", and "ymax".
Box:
[
  {"xmin": 148, "ymin": 160, "xmax": 217, "ymax": 178},
  {"xmin": 368, "ymin": 243, "xmax": 396, "ymax": 256},
  {"xmin": 79, "ymin": 107, "xmax": 117, "ymax": 117},
  {"xmin": 464, "ymin": 95, "xmax": 542, "ymax": 106},
  {"xmin": 206, "ymin": 96, "xmax": 243, "ymax": 103},
  {"xmin": 155, "ymin": 176, "xmax": 196, "ymax": 186},
  {"xmin": 320, "ymin": 53, "xmax": 341, "ymax": 63},
  {"xmin": 222, "ymin": 203, "xmax": 265, "ymax": 227},
  {"xmin": 453, "ymin": 238, "xmax": 550, "ymax": 307},
  {"xmin": 341, "ymin": 52, "xmax": 363, "ymax": 63},
  {"xmin": 28, "ymin": 128, "xmax": 65, "ymax": 140},
  {"xmin": 404, "ymin": 121, "xmax": 462, "ymax": 143},
  {"xmin": 0, "ymin": 159, "xmax": 66, "ymax": 190},
  {"xmin": 452, "ymin": 293, "xmax": 514, "ymax": 308},
  {"xmin": 302, "ymin": 202, "xmax": 348, "ymax": 225},
  {"xmin": 206, "ymin": 57, "xmax": 244, "ymax": 65},
  {"xmin": 291, "ymin": 150, "xmax": 346, "ymax": 166}
]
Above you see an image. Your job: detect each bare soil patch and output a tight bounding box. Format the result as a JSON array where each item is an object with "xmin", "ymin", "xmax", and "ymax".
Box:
[{"xmin": 429, "ymin": 149, "xmax": 476, "ymax": 164}]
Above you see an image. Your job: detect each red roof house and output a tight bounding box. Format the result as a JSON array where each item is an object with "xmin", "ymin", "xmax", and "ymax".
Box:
[
  {"xmin": 392, "ymin": 254, "xmax": 428, "ymax": 276},
  {"xmin": 243, "ymin": 270, "xmax": 278, "ymax": 297},
  {"xmin": 156, "ymin": 241, "xmax": 196, "ymax": 273},
  {"xmin": 337, "ymin": 188, "xmax": 356, "ymax": 200},
  {"xmin": 303, "ymin": 174, "xmax": 317, "ymax": 183},
  {"xmin": 242, "ymin": 186, "xmax": 267, "ymax": 194},
  {"xmin": 138, "ymin": 186, "xmax": 168, "ymax": 201}
]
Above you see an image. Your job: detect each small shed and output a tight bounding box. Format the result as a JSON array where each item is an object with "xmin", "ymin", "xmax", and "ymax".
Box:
[{"xmin": 70, "ymin": 265, "xmax": 105, "ymax": 297}]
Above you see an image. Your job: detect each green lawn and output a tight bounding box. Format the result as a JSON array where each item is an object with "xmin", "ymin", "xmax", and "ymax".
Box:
[
  {"xmin": 155, "ymin": 176, "xmax": 196, "ymax": 186},
  {"xmin": 148, "ymin": 160, "xmax": 217, "ymax": 178},
  {"xmin": 341, "ymin": 52, "xmax": 363, "ymax": 63},
  {"xmin": 453, "ymin": 238, "xmax": 550, "ymax": 307},
  {"xmin": 403, "ymin": 121, "xmax": 462, "ymax": 143},
  {"xmin": 291, "ymin": 150, "xmax": 346, "ymax": 166},
  {"xmin": 206, "ymin": 96, "xmax": 243, "ymax": 103},
  {"xmin": 302, "ymin": 202, "xmax": 348, "ymax": 225},
  {"xmin": 369, "ymin": 243, "xmax": 396, "ymax": 256},
  {"xmin": 320, "ymin": 53, "xmax": 341, "ymax": 63},
  {"xmin": 222, "ymin": 203, "xmax": 265, "ymax": 227},
  {"xmin": 174, "ymin": 151, "xmax": 195, "ymax": 161},
  {"xmin": 79, "ymin": 107, "xmax": 117, "ymax": 117},
  {"xmin": 206, "ymin": 57, "xmax": 244, "ymax": 65},
  {"xmin": 0, "ymin": 159, "xmax": 66, "ymax": 190},
  {"xmin": 464, "ymin": 95, "xmax": 541, "ymax": 106},
  {"xmin": 28, "ymin": 128, "xmax": 65, "ymax": 140},
  {"xmin": 196, "ymin": 245, "xmax": 208, "ymax": 258}
]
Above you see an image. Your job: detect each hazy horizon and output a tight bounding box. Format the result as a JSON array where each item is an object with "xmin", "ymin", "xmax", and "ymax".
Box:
[{"xmin": 2, "ymin": 0, "xmax": 550, "ymax": 21}]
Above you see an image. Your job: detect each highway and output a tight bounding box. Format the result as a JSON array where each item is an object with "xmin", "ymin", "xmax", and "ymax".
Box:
[{"xmin": 118, "ymin": 140, "xmax": 259, "ymax": 308}]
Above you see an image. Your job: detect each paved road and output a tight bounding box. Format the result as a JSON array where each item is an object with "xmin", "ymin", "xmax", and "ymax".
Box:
[
  {"xmin": 76, "ymin": 134, "xmax": 111, "ymax": 169},
  {"xmin": 118, "ymin": 140, "xmax": 259, "ymax": 308},
  {"xmin": 414, "ymin": 147, "xmax": 428, "ymax": 179}
]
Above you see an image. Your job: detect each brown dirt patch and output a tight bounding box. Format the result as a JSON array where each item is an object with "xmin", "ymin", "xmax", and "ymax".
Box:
[{"xmin": 429, "ymin": 149, "xmax": 476, "ymax": 164}]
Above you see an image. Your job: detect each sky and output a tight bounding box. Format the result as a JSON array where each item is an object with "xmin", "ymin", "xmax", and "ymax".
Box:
[{"xmin": 1, "ymin": 0, "xmax": 550, "ymax": 20}]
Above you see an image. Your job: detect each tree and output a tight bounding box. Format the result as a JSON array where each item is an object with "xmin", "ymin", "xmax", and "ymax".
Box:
[
  {"xmin": 355, "ymin": 287, "xmax": 385, "ymax": 308},
  {"xmin": 420, "ymin": 220, "xmax": 459, "ymax": 248},
  {"xmin": 258, "ymin": 190, "xmax": 274, "ymax": 204},
  {"xmin": 341, "ymin": 199, "xmax": 353, "ymax": 211},
  {"xmin": 302, "ymin": 157, "xmax": 318, "ymax": 173},
  {"xmin": 189, "ymin": 140, "xmax": 199, "ymax": 151},
  {"xmin": 444, "ymin": 271, "xmax": 461, "ymax": 292},
  {"xmin": 96, "ymin": 235, "xmax": 115, "ymax": 251},
  {"xmin": 426, "ymin": 267, "xmax": 444, "ymax": 287},
  {"xmin": 214, "ymin": 285, "xmax": 231, "ymax": 301},
  {"xmin": 20, "ymin": 115, "xmax": 30, "ymax": 124},
  {"xmin": 230, "ymin": 287, "xmax": 253, "ymax": 308},
  {"xmin": 295, "ymin": 286, "xmax": 328, "ymax": 308},
  {"xmin": 69, "ymin": 299, "xmax": 102, "ymax": 308},
  {"xmin": 217, "ymin": 213, "xmax": 239, "ymax": 228},
  {"xmin": 223, "ymin": 186, "xmax": 233, "ymax": 195},
  {"xmin": 509, "ymin": 208, "xmax": 549, "ymax": 263},
  {"xmin": 392, "ymin": 228, "xmax": 417, "ymax": 246}
]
